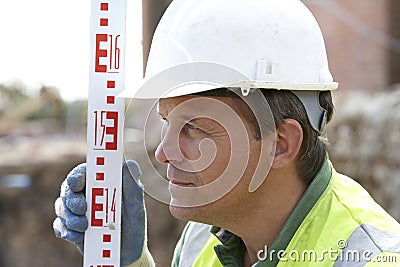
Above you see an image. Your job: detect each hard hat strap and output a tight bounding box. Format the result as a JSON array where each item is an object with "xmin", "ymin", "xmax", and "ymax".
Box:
[{"xmin": 291, "ymin": 91, "xmax": 328, "ymax": 133}]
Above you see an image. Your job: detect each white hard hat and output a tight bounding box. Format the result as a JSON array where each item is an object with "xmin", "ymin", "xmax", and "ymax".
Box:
[{"xmin": 119, "ymin": 0, "xmax": 338, "ymax": 131}]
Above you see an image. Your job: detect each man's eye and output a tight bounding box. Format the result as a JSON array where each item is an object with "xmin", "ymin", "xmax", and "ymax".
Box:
[{"xmin": 186, "ymin": 123, "xmax": 198, "ymax": 130}]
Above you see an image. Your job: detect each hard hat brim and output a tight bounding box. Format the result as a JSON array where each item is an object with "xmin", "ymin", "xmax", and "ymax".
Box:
[{"xmin": 117, "ymin": 80, "xmax": 339, "ymax": 99}]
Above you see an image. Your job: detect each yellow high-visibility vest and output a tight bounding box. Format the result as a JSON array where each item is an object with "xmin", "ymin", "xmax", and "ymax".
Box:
[{"xmin": 183, "ymin": 161, "xmax": 400, "ymax": 266}]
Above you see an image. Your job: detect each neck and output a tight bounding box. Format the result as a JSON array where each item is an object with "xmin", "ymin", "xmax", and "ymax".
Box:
[{"xmin": 224, "ymin": 166, "xmax": 307, "ymax": 266}]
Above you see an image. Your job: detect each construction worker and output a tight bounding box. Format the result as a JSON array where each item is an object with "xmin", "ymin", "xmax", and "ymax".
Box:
[{"xmin": 53, "ymin": 0, "xmax": 400, "ymax": 266}]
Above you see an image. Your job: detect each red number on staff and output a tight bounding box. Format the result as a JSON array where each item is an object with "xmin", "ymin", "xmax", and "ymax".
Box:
[
  {"xmin": 94, "ymin": 111, "xmax": 107, "ymax": 148},
  {"xmin": 111, "ymin": 188, "xmax": 117, "ymax": 223},
  {"xmin": 93, "ymin": 111, "xmax": 118, "ymax": 150},
  {"xmin": 95, "ymin": 34, "xmax": 121, "ymax": 73},
  {"xmin": 109, "ymin": 34, "xmax": 120, "ymax": 71},
  {"xmin": 91, "ymin": 188, "xmax": 104, "ymax": 227},
  {"xmin": 105, "ymin": 188, "xmax": 117, "ymax": 224}
]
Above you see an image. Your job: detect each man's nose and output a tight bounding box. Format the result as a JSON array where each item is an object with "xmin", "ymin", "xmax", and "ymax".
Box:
[
  {"xmin": 155, "ymin": 143, "xmax": 168, "ymax": 164},
  {"xmin": 154, "ymin": 129, "xmax": 184, "ymax": 164}
]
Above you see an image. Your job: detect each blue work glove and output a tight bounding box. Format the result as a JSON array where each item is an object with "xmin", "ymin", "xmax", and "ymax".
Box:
[{"xmin": 53, "ymin": 160, "xmax": 154, "ymax": 266}]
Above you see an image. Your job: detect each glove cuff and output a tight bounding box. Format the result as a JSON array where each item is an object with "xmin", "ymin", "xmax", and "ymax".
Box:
[
  {"xmin": 123, "ymin": 240, "xmax": 154, "ymax": 267},
  {"xmin": 122, "ymin": 196, "xmax": 154, "ymax": 267}
]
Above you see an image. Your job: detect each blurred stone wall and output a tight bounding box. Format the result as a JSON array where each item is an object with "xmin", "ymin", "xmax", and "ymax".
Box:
[
  {"xmin": 303, "ymin": 0, "xmax": 396, "ymax": 92},
  {"xmin": 0, "ymin": 87, "xmax": 399, "ymax": 266},
  {"xmin": 326, "ymin": 86, "xmax": 400, "ymax": 220}
]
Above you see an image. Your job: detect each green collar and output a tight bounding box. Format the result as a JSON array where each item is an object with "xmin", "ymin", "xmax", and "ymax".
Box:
[{"xmin": 210, "ymin": 157, "xmax": 332, "ymax": 267}]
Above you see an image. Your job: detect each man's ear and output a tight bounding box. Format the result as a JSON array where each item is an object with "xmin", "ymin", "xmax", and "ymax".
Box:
[{"xmin": 272, "ymin": 119, "xmax": 303, "ymax": 168}]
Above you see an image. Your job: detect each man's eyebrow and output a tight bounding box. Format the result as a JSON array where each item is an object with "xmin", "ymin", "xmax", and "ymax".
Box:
[
  {"xmin": 157, "ymin": 112, "xmax": 204, "ymax": 124},
  {"xmin": 177, "ymin": 115, "xmax": 204, "ymax": 125}
]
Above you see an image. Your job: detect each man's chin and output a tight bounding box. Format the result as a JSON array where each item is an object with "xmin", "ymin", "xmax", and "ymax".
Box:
[
  {"xmin": 169, "ymin": 203, "xmax": 211, "ymax": 224},
  {"xmin": 169, "ymin": 205, "xmax": 195, "ymax": 221}
]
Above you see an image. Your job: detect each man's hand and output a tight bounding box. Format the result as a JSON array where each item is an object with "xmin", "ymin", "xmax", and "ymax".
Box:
[
  {"xmin": 53, "ymin": 160, "xmax": 153, "ymax": 266},
  {"xmin": 53, "ymin": 163, "xmax": 87, "ymax": 253}
]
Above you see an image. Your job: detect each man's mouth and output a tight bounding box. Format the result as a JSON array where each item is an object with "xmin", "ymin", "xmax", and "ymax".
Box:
[{"xmin": 169, "ymin": 179, "xmax": 195, "ymax": 187}]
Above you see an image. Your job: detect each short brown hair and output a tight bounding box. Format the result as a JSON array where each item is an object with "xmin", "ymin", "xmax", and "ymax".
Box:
[
  {"xmin": 195, "ymin": 88, "xmax": 334, "ymax": 183},
  {"xmin": 261, "ymin": 90, "xmax": 334, "ymax": 183}
]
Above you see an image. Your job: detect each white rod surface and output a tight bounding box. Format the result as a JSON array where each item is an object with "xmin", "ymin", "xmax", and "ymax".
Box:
[{"xmin": 84, "ymin": 0, "xmax": 127, "ymax": 266}]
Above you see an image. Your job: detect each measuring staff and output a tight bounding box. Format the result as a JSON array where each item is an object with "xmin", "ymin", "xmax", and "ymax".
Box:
[
  {"xmin": 54, "ymin": 0, "xmax": 400, "ymax": 266},
  {"xmin": 54, "ymin": 0, "xmax": 127, "ymax": 266}
]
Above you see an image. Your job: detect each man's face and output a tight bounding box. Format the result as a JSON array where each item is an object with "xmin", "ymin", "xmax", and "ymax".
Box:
[{"xmin": 155, "ymin": 94, "xmax": 274, "ymax": 223}]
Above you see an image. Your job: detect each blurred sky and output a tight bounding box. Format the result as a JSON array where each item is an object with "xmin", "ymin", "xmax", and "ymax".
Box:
[{"xmin": 0, "ymin": 0, "xmax": 143, "ymax": 101}]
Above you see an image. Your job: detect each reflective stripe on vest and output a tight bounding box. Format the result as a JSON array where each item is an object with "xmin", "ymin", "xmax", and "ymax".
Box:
[
  {"xmin": 275, "ymin": 169, "xmax": 400, "ymax": 267},
  {"xmin": 173, "ymin": 222, "xmax": 214, "ymax": 267},
  {"xmin": 334, "ymin": 224, "xmax": 400, "ymax": 267}
]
